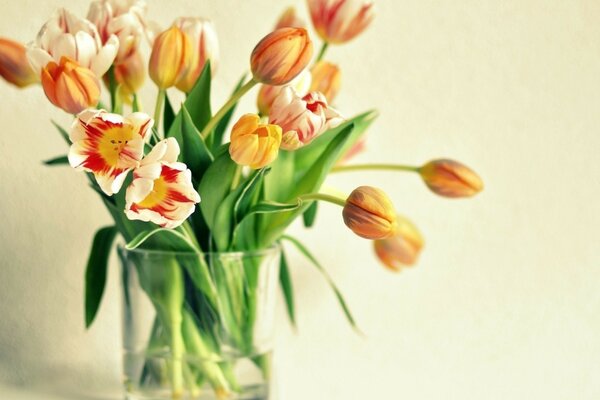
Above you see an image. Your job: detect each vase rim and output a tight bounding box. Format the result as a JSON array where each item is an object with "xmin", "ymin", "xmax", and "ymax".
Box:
[{"xmin": 116, "ymin": 242, "xmax": 281, "ymax": 258}]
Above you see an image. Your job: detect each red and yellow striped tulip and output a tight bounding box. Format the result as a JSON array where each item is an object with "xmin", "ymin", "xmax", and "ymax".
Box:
[
  {"xmin": 307, "ymin": 0, "xmax": 374, "ymax": 44},
  {"xmin": 419, "ymin": 159, "xmax": 484, "ymax": 198},
  {"xmin": 310, "ymin": 61, "xmax": 341, "ymax": 103},
  {"xmin": 229, "ymin": 114, "xmax": 282, "ymax": 169},
  {"xmin": 125, "ymin": 138, "xmax": 200, "ymax": 229},
  {"xmin": 41, "ymin": 57, "xmax": 101, "ymax": 114},
  {"xmin": 343, "ymin": 186, "xmax": 397, "ymax": 240},
  {"xmin": 0, "ymin": 38, "xmax": 37, "ymax": 88},
  {"xmin": 69, "ymin": 109, "xmax": 153, "ymax": 195},
  {"xmin": 250, "ymin": 27, "xmax": 313, "ymax": 85},
  {"xmin": 374, "ymin": 215, "xmax": 424, "ymax": 272},
  {"xmin": 149, "ymin": 26, "xmax": 191, "ymax": 89}
]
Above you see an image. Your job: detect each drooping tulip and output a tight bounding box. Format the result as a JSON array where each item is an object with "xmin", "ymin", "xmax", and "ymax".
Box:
[
  {"xmin": 250, "ymin": 27, "xmax": 313, "ymax": 85},
  {"xmin": 343, "ymin": 186, "xmax": 397, "ymax": 240},
  {"xmin": 269, "ymin": 86, "xmax": 342, "ymax": 150},
  {"xmin": 419, "ymin": 159, "xmax": 484, "ymax": 198},
  {"xmin": 41, "ymin": 57, "xmax": 101, "ymax": 114},
  {"xmin": 256, "ymin": 69, "xmax": 311, "ymax": 115},
  {"xmin": 149, "ymin": 26, "xmax": 191, "ymax": 89},
  {"xmin": 374, "ymin": 215, "xmax": 424, "ymax": 272},
  {"xmin": 27, "ymin": 8, "xmax": 119, "ymax": 78},
  {"xmin": 174, "ymin": 17, "xmax": 219, "ymax": 93},
  {"xmin": 310, "ymin": 61, "xmax": 341, "ymax": 103},
  {"xmin": 125, "ymin": 137, "xmax": 200, "ymax": 229},
  {"xmin": 275, "ymin": 6, "xmax": 305, "ymax": 29},
  {"xmin": 0, "ymin": 38, "xmax": 37, "ymax": 88},
  {"xmin": 307, "ymin": 0, "xmax": 374, "ymax": 44},
  {"xmin": 87, "ymin": 0, "xmax": 148, "ymax": 62},
  {"xmin": 229, "ymin": 114, "xmax": 282, "ymax": 169},
  {"xmin": 69, "ymin": 108, "xmax": 153, "ymax": 195}
]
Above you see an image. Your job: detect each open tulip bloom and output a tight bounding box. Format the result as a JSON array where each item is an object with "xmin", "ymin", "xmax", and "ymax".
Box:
[{"xmin": 0, "ymin": 0, "xmax": 483, "ymax": 398}]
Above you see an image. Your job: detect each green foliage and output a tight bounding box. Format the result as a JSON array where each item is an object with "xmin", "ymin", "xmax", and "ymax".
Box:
[
  {"xmin": 180, "ymin": 105, "xmax": 214, "ymax": 184},
  {"xmin": 210, "ymin": 74, "xmax": 247, "ymax": 152},
  {"xmin": 85, "ymin": 226, "xmax": 117, "ymax": 328},
  {"xmin": 43, "ymin": 155, "xmax": 68, "ymax": 166},
  {"xmin": 302, "ymin": 202, "xmax": 318, "ymax": 228},
  {"xmin": 279, "ymin": 248, "xmax": 296, "ymax": 328}
]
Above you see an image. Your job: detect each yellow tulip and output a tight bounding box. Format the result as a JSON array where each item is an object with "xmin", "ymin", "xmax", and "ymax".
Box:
[
  {"xmin": 343, "ymin": 186, "xmax": 397, "ymax": 239},
  {"xmin": 149, "ymin": 26, "xmax": 191, "ymax": 89},
  {"xmin": 374, "ymin": 215, "xmax": 424, "ymax": 272},
  {"xmin": 419, "ymin": 159, "xmax": 484, "ymax": 198},
  {"xmin": 229, "ymin": 114, "xmax": 282, "ymax": 169}
]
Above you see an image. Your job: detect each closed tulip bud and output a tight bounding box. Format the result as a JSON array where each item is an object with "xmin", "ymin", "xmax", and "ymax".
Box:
[
  {"xmin": 343, "ymin": 186, "xmax": 397, "ymax": 240},
  {"xmin": 308, "ymin": 0, "xmax": 374, "ymax": 44},
  {"xmin": 114, "ymin": 51, "xmax": 145, "ymax": 103},
  {"xmin": 374, "ymin": 215, "xmax": 424, "ymax": 272},
  {"xmin": 41, "ymin": 57, "xmax": 100, "ymax": 114},
  {"xmin": 0, "ymin": 38, "xmax": 37, "ymax": 88},
  {"xmin": 310, "ymin": 61, "xmax": 341, "ymax": 103},
  {"xmin": 419, "ymin": 159, "xmax": 484, "ymax": 198},
  {"xmin": 275, "ymin": 6, "xmax": 305, "ymax": 29},
  {"xmin": 174, "ymin": 17, "xmax": 219, "ymax": 93},
  {"xmin": 229, "ymin": 114, "xmax": 282, "ymax": 169},
  {"xmin": 256, "ymin": 68, "xmax": 311, "ymax": 115},
  {"xmin": 149, "ymin": 26, "xmax": 191, "ymax": 89},
  {"xmin": 250, "ymin": 28, "xmax": 313, "ymax": 85}
]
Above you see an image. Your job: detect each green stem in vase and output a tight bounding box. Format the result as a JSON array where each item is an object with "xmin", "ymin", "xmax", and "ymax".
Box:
[
  {"xmin": 153, "ymin": 89, "xmax": 166, "ymax": 137},
  {"xmin": 330, "ymin": 163, "xmax": 420, "ymax": 173},
  {"xmin": 201, "ymin": 78, "xmax": 257, "ymax": 140}
]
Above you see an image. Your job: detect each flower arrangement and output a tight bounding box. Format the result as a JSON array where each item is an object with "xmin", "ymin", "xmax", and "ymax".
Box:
[{"xmin": 0, "ymin": 0, "xmax": 483, "ymax": 398}]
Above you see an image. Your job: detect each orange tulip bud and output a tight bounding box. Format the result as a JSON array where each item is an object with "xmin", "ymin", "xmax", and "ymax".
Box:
[
  {"xmin": 114, "ymin": 51, "xmax": 145, "ymax": 102},
  {"xmin": 0, "ymin": 37, "xmax": 37, "ymax": 88},
  {"xmin": 275, "ymin": 6, "xmax": 305, "ymax": 29},
  {"xmin": 310, "ymin": 61, "xmax": 341, "ymax": 103},
  {"xmin": 149, "ymin": 26, "xmax": 191, "ymax": 89},
  {"xmin": 41, "ymin": 57, "xmax": 100, "ymax": 114},
  {"xmin": 419, "ymin": 159, "xmax": 484, "ymax": 198},
  {"xmin": 374, "ymin": 215, "xmax": 424, "ymax": 272},
  {"xmin": 343, "ymin": 186, "xmax": 397, "ymax": 240},
  {"xmin": 229, "ymin": 114, "xmax": 282, "ymax": 169},
  {"xmin": 250, "ymin": 28, "xmax": 313, "ymax": 85}
]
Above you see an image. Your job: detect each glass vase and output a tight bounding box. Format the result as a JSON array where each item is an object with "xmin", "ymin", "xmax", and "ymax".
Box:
[{"xmin": 118, "ymin": 245, "xmax": 281, "ymax": 400}]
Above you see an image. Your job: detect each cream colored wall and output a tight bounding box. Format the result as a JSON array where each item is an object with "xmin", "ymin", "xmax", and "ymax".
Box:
[{"xmin": 1, "ymin": 0, "xmax": 599, "ymax": 399}]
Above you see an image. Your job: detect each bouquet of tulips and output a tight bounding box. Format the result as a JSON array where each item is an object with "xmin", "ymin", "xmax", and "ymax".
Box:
[{"xmin": 0, "ymin": 0, "xmax": 483, "ymax": 398}]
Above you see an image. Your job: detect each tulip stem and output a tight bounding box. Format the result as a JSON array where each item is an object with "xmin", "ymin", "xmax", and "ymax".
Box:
[
  {"xmin": 315, "ymin": 42, "xmax": 329, "ymax": 63},
  {"xmin": 108, "ymin": 67, "xmax": 117, "ymax": 113},
  {"xmin": 331, "ymin": 164, "xmax": 420, "ymax": 173},
  {"xmin": 200, "ymin": 78, "xmax": 258, "ymax": 140},
  {"xmin": 299, "ymin": 193, "xmax": 346, "ymax": 207},
  {"xmin": 154, "ymin": 89, "xmax": 166, "ymax": 137}
]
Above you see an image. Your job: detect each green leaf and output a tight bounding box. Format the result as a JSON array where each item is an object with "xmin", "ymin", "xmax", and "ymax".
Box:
[
  {"xmin": 85, "ymin": 226, "xmax": 118, "ymax": 328},
  {"xmin": 281, "ymin": 235, "xmax": 360, "ymax": 333},
  {"xmin": 43, "ymin": 155, "xmax": 69, "ymax": 166},
  {"xmin": 166, "ymin": 61, "xmax": 212, "ymax": 142},
  {"xmin": 198, "ymin": 145, "xmax": 238, "ymax": 233},
  {"xmin": 279, "ymin": 247, "xmax": 296, "ymax": 328},
  {"xmin": 211, "ymin": 73, "xmax": 247, "ymax": 151},
  {"xmin": 180, "ymin": 104, "xmax": 214, "ymax": 183},
  {"xmin": 233, "ymin": 168, "xmax": 269, "ymax": 224},
  {"xmin": 51, "ymin": 120, "xmax": 70, "ymax": 145},
  {"xmin": 126, "ymin": 228, "xmax": 198, "ymax": 252},
  {"xmin": 163, "ymin": 93, "xmax": 176, "ymax": 134},
  {"xmin": 263, "ymin": 150, "xmax": 295, "ymax": 203},
  {"xmin": 302, "ymin": 202, "xmax": 318, "ymax": 228}
]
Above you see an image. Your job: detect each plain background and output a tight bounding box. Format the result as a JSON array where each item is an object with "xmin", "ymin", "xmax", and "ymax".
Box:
[{"xmin": 1, "ymin": 0, "xmax": 600, "ymax": 399}]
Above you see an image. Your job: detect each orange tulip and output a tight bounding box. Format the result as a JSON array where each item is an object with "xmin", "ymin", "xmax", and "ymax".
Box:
[
  {"xmin": 41, "ymin": 57, "xmax": 100, "ymax": 114},
  {"xmin": 419, "ymin": 159, "xmax": 484, "ymax": 198},
  {"xmin": 250, "ymin": 28, "xmax": 313, "ymax": 85},
  {"xmin": 310, "ymin": 61, "xmax": 341, "ymax": 103},
  {"xmin": 0, "ymin": 37, "xmax": 37, "ymax": 88},
  {"xmin": 374, "ymin": 215, "xmax": 424, "ymax": 272},
  {"xmin": 343, "ymin": 186, "xmax": 397, "ymax": 239},
  {"xmin": 149, "ymin": 26, "xmax": 191, "ymax": 89},
  {"xmin": 275, "ymin": 6, "xmax": 305, "ymax": 29},
  {"xmin": 229, "ymin": 114, "xmax": 282, "ymax": 169},
  {"xmin": 307, "ymin": 0, "xmax": 375, "ymax": 44}
]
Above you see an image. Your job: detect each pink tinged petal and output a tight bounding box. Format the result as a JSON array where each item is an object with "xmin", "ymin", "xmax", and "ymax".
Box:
[
  {"xmin": 51, "ymin": 33, "xmax": 77, "ymax": 62},
  {"xmin": 90, "ymin": 34, "xmax": 118, "ymax": 76},
  {"xmin": 26, "ymin": 47, "xmax": 52, "ymax": 76},
  {"xmin": 74, "ymin": 32, "xmax": 97, "ymax": 69}
]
